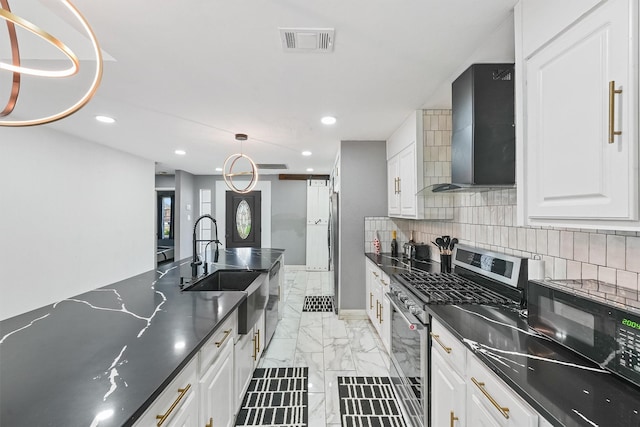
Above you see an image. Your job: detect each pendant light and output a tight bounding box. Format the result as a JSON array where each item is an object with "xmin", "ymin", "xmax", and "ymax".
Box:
[
  {"xmin": 222, "ymin": 133, "xmax": 259, "ymax": 194},
  {"xmin": 0, "ymin": 0, "xmax": 103, "ymax": 126}
]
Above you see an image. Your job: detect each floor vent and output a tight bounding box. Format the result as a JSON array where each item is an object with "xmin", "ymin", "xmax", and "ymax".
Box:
[{"xmin": 279, "ymin": 28, "xmax": 335, "ymax": 53}]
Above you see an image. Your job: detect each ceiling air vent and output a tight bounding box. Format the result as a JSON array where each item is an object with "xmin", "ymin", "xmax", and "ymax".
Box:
[
  {"xmin": 279, "ymin": 28, "xmax": 335, "ymax": 53},
  {"xmin": 257, "ymin": 163, "xmax": 288, "ymax": 170}
]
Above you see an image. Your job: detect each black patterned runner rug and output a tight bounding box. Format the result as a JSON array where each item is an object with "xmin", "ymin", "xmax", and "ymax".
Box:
[
  {"xmin": 338, "ymin": 376, "xmax": 407, "ymax": 427},
  {"xmin": 235, "ymin": 367, "xmax": 308, "ymax": 426}
]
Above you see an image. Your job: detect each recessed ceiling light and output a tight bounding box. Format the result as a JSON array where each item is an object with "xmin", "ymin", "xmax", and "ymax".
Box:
[
  {"xmin": 215, "ymin": 167, "xmax": 222, "ymax": 172},
  {"xmin": 174, "ymin": 150, "xmax": 186, "ymax": 155},
  {"xmin": 321, "ymin": 116, "xmax": 336, "ymax": 125},
  {"xmin": 306, "ymin": 168, "xmax": 314, "ymax": 172},
  {"xmin": 302, "ymin": 151, "xmax": 312, "ymax": 156},
  {"xmin": 95, "ymin": 115, "xmax": 116, "ymax": 124}
]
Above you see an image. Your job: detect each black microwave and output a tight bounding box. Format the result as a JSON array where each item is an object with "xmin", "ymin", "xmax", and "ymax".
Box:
[{"xmin": 528, "ymin": 280, "xmax": 640, "ymax": 388}]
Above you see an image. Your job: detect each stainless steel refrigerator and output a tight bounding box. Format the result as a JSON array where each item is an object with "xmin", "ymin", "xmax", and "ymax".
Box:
[{"xmin": 329, "ymin": 191, "xmax": 339, "ymax": 313}]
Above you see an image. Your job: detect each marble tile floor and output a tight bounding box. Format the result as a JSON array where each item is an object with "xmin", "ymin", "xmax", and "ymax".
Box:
[{"xmin": 258, "ymin": 268, "xmax": 392, "ymax": 427}]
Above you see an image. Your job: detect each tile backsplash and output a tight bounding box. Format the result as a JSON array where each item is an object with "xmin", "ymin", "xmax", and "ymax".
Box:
[{"xmin": 365, "ymin": 111, "xmax": 640, "ymax": 293}]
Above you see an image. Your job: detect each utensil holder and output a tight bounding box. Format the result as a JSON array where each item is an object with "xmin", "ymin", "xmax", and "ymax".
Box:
[{"xmin": 440, "ymin": 254, "xmax": 451, "ymax": 273}]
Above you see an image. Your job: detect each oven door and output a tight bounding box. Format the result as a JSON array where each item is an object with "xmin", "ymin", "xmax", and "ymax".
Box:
[{"xmin": 386, "ymin": 292, "xmax": 428, "ymax": 427}]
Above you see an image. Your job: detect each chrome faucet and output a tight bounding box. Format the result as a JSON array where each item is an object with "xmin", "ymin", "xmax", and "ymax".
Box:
[{"xmin": 191, "ymin": 214, "xmax": 220, "ymax": 279}]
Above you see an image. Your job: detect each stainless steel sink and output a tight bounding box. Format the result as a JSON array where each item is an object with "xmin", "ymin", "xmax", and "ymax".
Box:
[{"xmin": 183, "ymin": 270, "xmax": 267, "ymax": 334}]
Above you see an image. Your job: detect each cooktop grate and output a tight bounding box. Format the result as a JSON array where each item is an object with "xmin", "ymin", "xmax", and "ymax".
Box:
[{"xmin": 397, "ymin": 272, "xmax": 513, "ymax": 305}]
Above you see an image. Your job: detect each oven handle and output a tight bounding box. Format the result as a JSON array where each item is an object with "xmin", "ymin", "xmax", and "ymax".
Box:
[{"xmin": 385, "ymin": 293, "xmax": 423, "ymax": 330}]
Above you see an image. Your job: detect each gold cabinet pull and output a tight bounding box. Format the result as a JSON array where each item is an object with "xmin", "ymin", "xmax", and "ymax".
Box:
[
  {"xmin": 206, "ymin": 417, "xmax": 213, "ymax": 427},
  {"xmin": 252, "ymin": 335, "xmax": 257, "ymax": 361},
  {"xmin": 471, "ymin": 377, "xmax": 510, "ymax": 419},
  {"xmin": 430, "ymin": 332, "xmax": 452, "ymax": 354},
  {"xmin": 609, "ymin": 80, "xmax": 622, "ymax": 143},
  {"xmin": 369, "ymin": 292, "xmax": 373, "ymax": 310},
  {"xmin": 155, "ymin": 384, "xmax": 191, "ymax": 426},
  {"xmin": 215, "ymin": 329, "xmax": 232, "ymax": 348},
  {"xmin": 380, "ymin": 279, "xmax": 388, "ymax": 286},
  {"xmin": 256, "ymin": 329, "xmax": 261, "ymax": 353},
  {"xmin": 397, "ymin": 177, "xmax": 401, "ymax": 193},
  {"xmin": 379, "ymin": 302, "xmax": 383, "ymax": 324},
  {"xmin": 373, "ymin": 271, "xmax": 379, "ymax": 278},
  {"xmin": 450, "ymin": 411, "xmax": 459, "ymax": 427},
  {"xmin": 376, "ymin": 300, "xmax": 380, "ymax": 320}
]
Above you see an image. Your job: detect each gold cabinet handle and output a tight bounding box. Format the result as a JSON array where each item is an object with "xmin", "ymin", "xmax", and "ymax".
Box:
[
  {"xmin": 369, "ymin": 292, "xmax": 373, "ymax": 310},
  {"xmin": 397, "ymin": 177, "xmax": 401, "ymax": 193},
  {"xmin": 471, "ymin": 377, "xmax": 510, "ymax": 419},
  {"xmin": 373, "ymin": 271, "xmax": 379, "ymax": 278},
  {"xmin": 252, "ymin": 335, "xmax": 257, "ymax": 361},
  {"xmin": 379, "ymin": 302, "xmax": 383, "ymax": 324},
  {"xmin": 206, "ymin": 417, "xmax": 213, "ymax": 427},
  {"xmin": 450, "ymin": 411, "xmax": 459, "ymax": 427},
  {"xmin": 609, "ymin": 80, "xmax": 622, "ymax": 143},
  {"xmin": 430, "ymin": 332, "xmax": 452, "ymax": 354},
  {"xmin": 156, "ymin": 384, "xmax": 191, "ymax": 426},
  {"xmin": 380, "ymin": 279, "xmax": 388, "ymax": 286},
  {"xmin": 257, "ymin": 329, "xmax": 261, "ymax": 353},
  {"xmin": 215, "ymin": 329, "xmax": 232, "ymax": 348}
]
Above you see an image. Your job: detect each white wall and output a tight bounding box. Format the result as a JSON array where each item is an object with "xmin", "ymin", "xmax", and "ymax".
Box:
[{"xmin": 0, "ymin": 127, "xmax": 155, "ymax": 320}]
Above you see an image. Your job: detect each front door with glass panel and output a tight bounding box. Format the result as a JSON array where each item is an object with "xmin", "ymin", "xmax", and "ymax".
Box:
[{"xmin": 225, "ymin": 191, "xmax": 261, "ymax": 248}]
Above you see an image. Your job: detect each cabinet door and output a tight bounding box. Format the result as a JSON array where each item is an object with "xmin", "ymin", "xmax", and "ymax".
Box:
[
  {"xmin": 380, "ymin": 289, "xmax": 391, "ymax": 353},
  {"xmin": 399, "ymin": 144, "xmax": 417, "ymax": 217},
  {"xmin": 234, "ymin": 332, "xmax": 256, "ymax": 411},
  {"xmin": 525, "ymin": 0, "xmax": 637, "ymax": 221},
  {"xmin": 388, "ymin": 155, "xmax": 401, "ymax": 215},
  {"xmin": 466, "ymin": 390, "xmax": 503, "ymax": 427},
  {"xmin": 365, "ymin": 261, "xmax": 376, "ymax": 324},
  {"xmin": 200, "ymin": 340, "xmax": 234, "ymax": 427},
  {"xmin": 255, "ymin": 310, "xmax": 266, "ymax": 358},
  {"xmin": 432, "ymin": 350, "xmax": 466, "ymax": 427},
  {"xmin": 307, "ymin": 181, "xmax": 330, "ymax": 224}
]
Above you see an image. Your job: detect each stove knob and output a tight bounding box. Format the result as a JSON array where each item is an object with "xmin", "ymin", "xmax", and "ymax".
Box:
[
  {"xmin": 398, "ymin": 293, "xmax": 407, "ymax": 302},
  {"xmin": 409, "ymin": 305, "xmax": 422, "ymax": 316}
]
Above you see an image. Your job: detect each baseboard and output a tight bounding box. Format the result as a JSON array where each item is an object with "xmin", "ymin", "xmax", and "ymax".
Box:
[{"xmin": 337, "ymin": 309, "xmax": 367, "ymax": 320}]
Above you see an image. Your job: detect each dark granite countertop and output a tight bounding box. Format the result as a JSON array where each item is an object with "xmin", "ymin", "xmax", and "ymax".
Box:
[
  {"xmin": 0, "ymin": 248, "xmax": 284, "ymax": 427},
  {"xmin": 429, "ymin": 304, "xmax": 640, "ymax": 427},
  {"xmin": 365, "ymin": 252, "xmax": 640, "ymax": 426},
  {"xmin": 365, "ymin": 252, "xmax": 440, "ymax": 274}
]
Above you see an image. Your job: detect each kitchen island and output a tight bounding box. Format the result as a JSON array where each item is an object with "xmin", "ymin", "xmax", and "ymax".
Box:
[{"xmin": 0, "ymin": 248, "xmax": 284, "ymax": 427}]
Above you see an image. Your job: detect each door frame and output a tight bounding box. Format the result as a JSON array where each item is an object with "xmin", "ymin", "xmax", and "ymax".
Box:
[{"xmin": 215, "ymin": 180, "xmax": 271, "ymax": 248}]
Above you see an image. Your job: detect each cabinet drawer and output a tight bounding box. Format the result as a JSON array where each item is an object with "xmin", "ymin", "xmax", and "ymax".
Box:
[
  {"xmin": 199, "ymin": 313, "xmax": 237, "ymax": 373},
  {"xmin": 431, "ymin": 318, "xmax": 466, "ymax": 373},
  {"xmin": 466, "ymin": 353, "xmax": 538, "ymax": 427},
  {"xmin": 134, "ymin": 358, "xmax": 198, "ymax": 426}
]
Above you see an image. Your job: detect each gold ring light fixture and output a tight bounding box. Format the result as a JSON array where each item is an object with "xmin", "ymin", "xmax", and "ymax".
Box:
[
  {"xmin": 223, "ymin": 133, "xmax": 259, "ymax": 194},
  {"xmin": 0, "ymin": 0, "xmax": 103, "ymax": 126}
]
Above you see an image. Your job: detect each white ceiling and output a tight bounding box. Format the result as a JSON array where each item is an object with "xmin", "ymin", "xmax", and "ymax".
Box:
[{"xmin": 1, "ymin": 0, "xmax": 517, "ymax": 176}]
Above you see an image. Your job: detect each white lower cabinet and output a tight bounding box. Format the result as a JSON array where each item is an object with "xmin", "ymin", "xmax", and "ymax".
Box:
[
  {"xmin": 430, "ymin": 318, "xmax": 543, "ymax": 427},
  {"xmin": 466, "ymin": 354, "xmax": 538, "ymax": 427},
  {"xmin": 431, "ymin": 349, "xmax": 466, "ymax": 427},
  {"xmin": 365, "ymin": 257, "xmax": 391, "ymax": 353},
  {"xmin": 199, "ymin": 313, "xmax": 236, "ymax": 427},
  {"xmin": 134, "ymin": 307, "xmax": 269, "ymax": 427},
  {"xmin": 134, "ymin": 359, "xmax": 199, "ymax": 427},
  {"xmin": 234, "ymin": 310, "xmax": 266, "ymax": 411}
]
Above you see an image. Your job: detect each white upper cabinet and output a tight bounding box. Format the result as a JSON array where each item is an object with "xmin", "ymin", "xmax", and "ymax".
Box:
[
  {"xmin": 518, "ymin": 0, "xmax": 639, "ymax": 230},
  {"xmin": 387, "ymin": 111, "xmax": 424, "ymax": 219}
]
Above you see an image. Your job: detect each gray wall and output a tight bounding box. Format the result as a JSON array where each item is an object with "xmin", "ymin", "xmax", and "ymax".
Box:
[
  {"xmin": 155, "ymin": 174, "xmax": 175, "ymax": 188},
  {"xmin": 175, "ymin": 170, "xmax": 196, "ymax": 260},
  {"xmin": 185, "ymin": 175, "xmax": 307, "ymax": 265},
  {"xmin": 339, "ymin": 141, "xmax": 388, "ymax": 310}
]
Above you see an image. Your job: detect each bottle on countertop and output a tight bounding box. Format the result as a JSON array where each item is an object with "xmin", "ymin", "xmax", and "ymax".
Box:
[{"xmin": 391, "ymin": 230, "xmax": 399, "ymax": 257}]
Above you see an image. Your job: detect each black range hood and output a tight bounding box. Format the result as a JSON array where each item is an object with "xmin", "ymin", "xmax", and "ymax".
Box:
[{"xmin": 433, "ymin": 63, "xmax": 516, "ymax": 193}]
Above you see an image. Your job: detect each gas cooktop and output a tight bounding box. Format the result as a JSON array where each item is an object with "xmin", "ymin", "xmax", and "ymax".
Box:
[{"xmin": 396, "ymin": 271, "xmax": 514, "ymax": 305}]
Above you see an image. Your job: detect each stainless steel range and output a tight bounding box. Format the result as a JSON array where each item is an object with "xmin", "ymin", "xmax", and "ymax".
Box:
[{"xmin": 386, "ymin": 244, "xmax": 528, "ymax": 427}]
